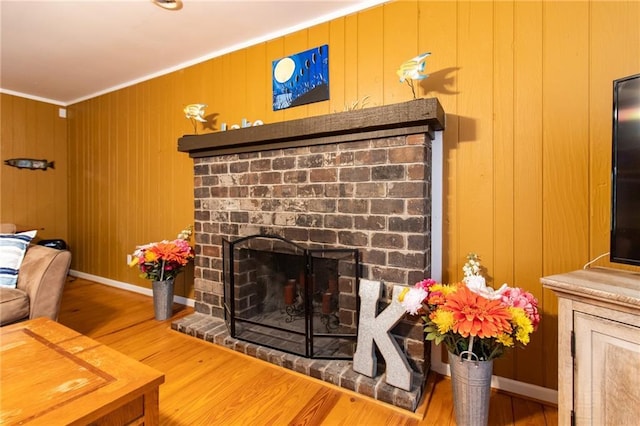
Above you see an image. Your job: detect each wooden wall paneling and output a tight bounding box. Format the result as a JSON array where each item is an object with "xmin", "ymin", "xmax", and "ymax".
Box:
[
  {"xmin": 82, "ymin": 99, "xmax": 94, "ymax": 272},
  {"xmin": 147, "ymin": 79, "xmax": 164, "ymax": 242},
  {"xmin": 328, "ymin": 18, "xmax": 346, "ymax": 114},
  {"xmin": 22, "ymin": 98, "xmax": 37, "ymax": 228},
  {"xmin": 66, "ymin": 102, "xmax": 79, "ymax": 270},
  {"xmin": 589, "ymin": 3, "xmax": 617, "ymax": 263},
  {"xmin": 110, "ymin": 92, "xmax": 121, "ymax": 277},
  {"xmin": 114, "ymin": 89, "xmax": 130, "ymax": 283},
  {"xmin": 132, "ymin": 83, "xmax": 147, "ymax": 284},
  {"xmin": 94, "ymin": 95, "xmax": 105, "ymax": 274},
  {"xmin": 122, "ymin": 87, "xmax": 136, "ymax": 281},
  {"xmin": 542, "ymin": 1, "xmax": 591, "ymax": 389},
  {"xmin": 210, "ymin": 58, "xmax": 231, "ymax": 131},
  {"xmin": 86, "ymin": 98, "xmax": 106, "ymax": 275},
  {"xmin": 31, "ymin": 100, "xmax": 43, "ymax": 232},
  {"xmin": 282, "ymin": 31, "xmax": 309, "ymax": 121},
  {"xmin": 103, "ymin": 94, "xmax": 115, "ymax": 278},
  {"xmin": 66, "ymin": 103, "xmax": 75, "ymax": 267},
  {"xmin": 221, "ymin": 51, "xmax": 249, "ymax": 125},
  {"xmin": 96, "ymin": 96, "xmax": 108, "ymax": 276},
  {"xmin": 80, "ymin": 99, "xmax": 90, "ymax": 273},
  {"xmin": 101, "ymin": 94, "xmax": 112, "ymax": 277},
  {"xmin": 591, "ymin": 1, "xmax": 640, "ymax": 271},
  {"xmin": 33, "ymin": 102, "xmax": 49, "ymax": 236},
  {"xmin": 164, "ymin": 75, "xmax": 180, "ymax": 233},
  {"xmin": 455, "ymin": 1, "xmax": 494, "ymax": 274},
  {"xmin": 21, "ymin": 97, "xmax": 34, "ymax": 228},
  {"xmin": 491, "ymin": 0, "xmax": 516, "ymax": 380},
  {"xmin": 307, "ymin": 23, "xmax": 330, "ymax": 118},
  {"xmin": 73, "ymin": 99, "xmax": 86, "ymax": 272},
  {"xmin": 228, "ymin": 49, "xmax": 249, "ymax": 126},
  {"xmin": 1, "ymin": 96, "xmax": 17, "ymax": 223},
  {"xmin": 95, "ymin": 96, "xmax": 105, "ymax": 275},
  {"xmin": 0, "ymin": 96, "xmax": 8, "ymax": 220},
  {"xmin": 356, "ymin": 5, "xmax": 384, "ymax": 107},
  {"xmin": 382, "ymin": 0, "xmax": 419, "ymax": 105},
  {"xmin": 417, "ymin": 1, "xmax": 459, "ymax": 282},
  {"xmin": 2, "ymin": 96, "xmax": 18, "ymax": 222},
  {"xmin": 91, "ymin": 96, "xmax": 102, "ymax": 275},
  {"xmin": 86, "ymin": 97, "xmax": 97, "ymax": 273},
  {"xmin": 513, "ymin": 0, "xmax": 545, "ymax": 386},
  {"xmin": 54, "ymin": 104, "xmax": 68, "ymax": 241},
  {"xmin": 343, "ymin": 14, "xmax": 359, "ymax": 112},
  {"xmin": 149, "ymin": 78, "xmax": 163, "ymax": 244},
  {"xmin": 244, "ymin": 43, "xmax": 268, "ymax": 125},
  {"xmin": 64, "ymin": 102, "xmax": 71, "ymax": 256},
  {"xmin": 132, "ymin": 84, "xmax": 147, "ymax": 284}
]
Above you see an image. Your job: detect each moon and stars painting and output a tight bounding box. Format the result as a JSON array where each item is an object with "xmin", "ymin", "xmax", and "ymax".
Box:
[{"xmin": 272, "ymin": 45, "xmax": 329, "ymax": 111}]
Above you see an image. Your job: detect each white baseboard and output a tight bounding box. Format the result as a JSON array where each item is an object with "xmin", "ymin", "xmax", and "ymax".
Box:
[
  {"xmin": 68, "ymin": 270, "xmax": 195, "ymax": 308},
  {"xmin": 430, "ymin": 342, "xmax": 558, "ymax": 404}
]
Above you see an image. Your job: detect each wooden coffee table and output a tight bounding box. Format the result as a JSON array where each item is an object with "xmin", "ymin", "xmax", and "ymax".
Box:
[{"xmin": 0, "ymin": 317, "xmax": 164, "ymax": 425}]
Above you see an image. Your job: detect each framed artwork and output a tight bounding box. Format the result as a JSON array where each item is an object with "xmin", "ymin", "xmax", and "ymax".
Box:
[{"xmin": 272, "ymin": 44, "xmax": 329, "ymax": 111}]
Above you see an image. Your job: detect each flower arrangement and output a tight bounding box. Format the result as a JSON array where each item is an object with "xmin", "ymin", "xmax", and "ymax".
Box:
[
  {"xmin": 399, "ymin": 253, "xmax": 540, "ymax": 361},
  {"xmin": 129, "ymin": 226, "xmax": 195, "ymax": 281}
]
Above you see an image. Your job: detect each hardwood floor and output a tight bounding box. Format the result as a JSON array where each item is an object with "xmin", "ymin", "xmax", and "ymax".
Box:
[{"xmin": 57, "ymin": 277, "xmax": 558, "ymax": 425}]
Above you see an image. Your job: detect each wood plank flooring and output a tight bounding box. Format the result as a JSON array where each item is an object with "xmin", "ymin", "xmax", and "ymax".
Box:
[{"xmin": 57, "ymin": 277, "xmax": 558, "ymax": 425}]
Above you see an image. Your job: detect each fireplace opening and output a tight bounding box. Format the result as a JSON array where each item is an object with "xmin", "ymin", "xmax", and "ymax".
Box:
[{"xmin": 222, "ymin": 235, "xmax": 360, "ymax": 359}]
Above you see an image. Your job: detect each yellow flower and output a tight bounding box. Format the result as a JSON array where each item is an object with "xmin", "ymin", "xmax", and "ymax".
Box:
[
  {"xmin": 516, "ymin": 327, "xmax": 531, "ymax": 345},
  {"xmin": 497, "ymin": 333, "xmax": 514, "ymax": 347},
  {"xmin": 430, "ymin": 309, "xmax": 454, "ymax": 334},
  {"xmin": 509, "ymin": 307, "xmax": 533, "ymax": 345},
  {"xmin": 144, "ymin": 250, "xmax": 158, "ymax": 263},
  {"xmin": 510, "ymin": 307, "xmax": 534, "ymax": 334},
  {"xmin": 398, "ymin": 287, "xmax": 410, "ymax": 302}
]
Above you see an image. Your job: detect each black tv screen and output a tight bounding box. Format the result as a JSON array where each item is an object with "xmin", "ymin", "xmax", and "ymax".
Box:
[{"xmin": 611, "ymin": 73, "xmax": 640, "ymax": 266}]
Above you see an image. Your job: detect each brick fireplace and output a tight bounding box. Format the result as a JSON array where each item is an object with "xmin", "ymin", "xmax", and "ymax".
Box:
[{"xmin": 173, "ymin": 98, "xmax": 445, "ymax": 411}]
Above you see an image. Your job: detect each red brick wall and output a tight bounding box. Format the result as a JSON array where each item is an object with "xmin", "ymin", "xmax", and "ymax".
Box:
[{"xmin": 192, "ymin": 132, "xmax": 432, "ymax": 373}]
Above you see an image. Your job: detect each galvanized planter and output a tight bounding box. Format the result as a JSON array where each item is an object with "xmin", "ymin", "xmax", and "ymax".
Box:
[
  {"xmin": 152, "ymin": 279, "xmax": 174, "ymax": 320},
  {"xmin": 449, "ymin": 351, "xmax": 493, "ymax": 426}
]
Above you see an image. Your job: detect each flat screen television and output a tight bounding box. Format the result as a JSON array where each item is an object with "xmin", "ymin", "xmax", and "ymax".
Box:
[{"xmin": 611, "ymin": 73, "xmax": 640, "ymax": 266}]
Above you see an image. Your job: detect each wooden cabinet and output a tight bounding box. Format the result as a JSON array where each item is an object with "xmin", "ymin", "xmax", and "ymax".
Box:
[{"xmin": 542, "ymin": 267, "xmax": 640, "ymax": 426}]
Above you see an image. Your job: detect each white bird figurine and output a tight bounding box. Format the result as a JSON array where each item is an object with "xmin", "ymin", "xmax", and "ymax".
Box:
[{"xmin": 184, "ymin": 104, "xmax": 207, "ymax": 134}]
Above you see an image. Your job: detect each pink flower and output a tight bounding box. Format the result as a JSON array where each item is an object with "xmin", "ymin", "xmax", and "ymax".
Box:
[
  {"xmin": 501, "ymin": 287, "xmax": 540, "ymax": 330},
  {"xmin": 415, "ymin": 278, "xmax": 436, "ymax": 292}
]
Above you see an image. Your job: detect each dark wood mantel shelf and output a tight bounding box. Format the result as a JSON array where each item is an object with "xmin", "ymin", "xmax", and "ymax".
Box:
[{"xmin": 178, "ymin": 98, "xmax": 445, "ymax": 158}]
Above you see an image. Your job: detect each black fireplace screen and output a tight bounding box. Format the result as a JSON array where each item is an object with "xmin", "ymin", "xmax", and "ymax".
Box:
[{"xmin": 222, "ymin": 235, "xmax": 360, "ymax": 359}]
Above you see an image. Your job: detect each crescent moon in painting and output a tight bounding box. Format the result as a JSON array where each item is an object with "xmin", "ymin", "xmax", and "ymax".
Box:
[{"xmin": 274, "ymin": 57, "xmax": 295, "ymax": 83}]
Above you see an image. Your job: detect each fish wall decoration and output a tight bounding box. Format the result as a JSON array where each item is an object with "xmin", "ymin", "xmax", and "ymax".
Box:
[
  {"xmin": 4, "ymin": 158, "xmax": 54, "ymax": 171},
  {"xmin": 183, "ymin": 104, "xmax": 207, "ymax": 134},
  {"xmin": 397, "ymin": 52, "xmax": 431, "ymax": 99}
]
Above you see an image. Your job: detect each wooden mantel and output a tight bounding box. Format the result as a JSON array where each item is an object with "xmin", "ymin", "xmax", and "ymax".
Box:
[{"xmin": 178, "ymin": 98, "xmax": 445, "ymax": 158}]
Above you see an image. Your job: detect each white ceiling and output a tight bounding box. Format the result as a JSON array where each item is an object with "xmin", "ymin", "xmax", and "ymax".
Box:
[{"xmin": 0, "ymin": 0, "xmax": 387, "ymax": 106}]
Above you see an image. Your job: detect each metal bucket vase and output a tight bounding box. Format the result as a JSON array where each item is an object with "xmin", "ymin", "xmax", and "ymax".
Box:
[
  {"xmin": 449, "ymin": 351, "xmax": 494, "ymax": 426},
  {"xmin": 152, "ymin": 279, "xmax": 175, "ymax": 320}
]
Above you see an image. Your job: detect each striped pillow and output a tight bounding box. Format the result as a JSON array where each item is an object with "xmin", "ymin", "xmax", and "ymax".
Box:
[{"xmin": 0, "ymin": 230, "xmax": 37, "ymax": 288}]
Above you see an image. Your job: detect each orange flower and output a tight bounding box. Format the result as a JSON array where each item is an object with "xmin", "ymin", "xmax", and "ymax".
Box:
[
  {"xmin": 149, "ymin": 240, "xmax": 192, "ymax": 266},
  {"xmin": 444, "ymin": 286, "xmax": 512, "ymax": 338}
]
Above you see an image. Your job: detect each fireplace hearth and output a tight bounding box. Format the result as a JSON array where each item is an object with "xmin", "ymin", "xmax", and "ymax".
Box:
[{"xmin": 174, "ymin": 98, "xmax": 446, "ymax": 411}]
